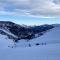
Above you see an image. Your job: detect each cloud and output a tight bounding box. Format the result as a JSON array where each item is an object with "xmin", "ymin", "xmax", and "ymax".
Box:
[{"xmin": 0, "ymin": 0, "xmax": 60, "ymax": 18}]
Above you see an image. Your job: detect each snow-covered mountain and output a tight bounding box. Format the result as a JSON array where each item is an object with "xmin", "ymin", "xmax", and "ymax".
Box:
[
  {"xmin": 0, "ymin": 21, "xmax": 60, "ymax": 47},
  {"xmin": 0, "ymin": 21, "xmax": 60, "ymax": 60},
  {"xmin": 29, "ymin": 25, "xmax": 60, "ymax": 45},
  {"xmin": 0, "ymin": 21, "xmax": 54, "ymax": 41},
  {"xmin": 15, "ymin": 24, "xmax": 60, "ymax": 47}
]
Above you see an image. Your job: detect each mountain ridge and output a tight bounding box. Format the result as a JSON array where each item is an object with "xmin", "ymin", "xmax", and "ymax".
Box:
[{"xmin": 0, "ymin": 21, "xmax": 55, "ymax": 42}]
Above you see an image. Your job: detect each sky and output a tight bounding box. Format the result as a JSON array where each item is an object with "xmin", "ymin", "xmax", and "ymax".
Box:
[{"xmin": 0, "ymin": 0, "xmax": 60, "ymax": 25}]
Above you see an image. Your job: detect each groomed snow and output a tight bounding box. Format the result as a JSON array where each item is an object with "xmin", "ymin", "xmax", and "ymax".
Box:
[{"xmin": 0, "ymin": 43, "xmax": 60, "ymax": 60}]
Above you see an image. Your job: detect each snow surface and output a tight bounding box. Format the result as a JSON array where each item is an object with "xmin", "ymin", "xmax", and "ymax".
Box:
[
  {"xmin": 0, "ymin": 25, "xmax": 60, "ymax": 60},
  {"xmin": 0, "ymin": 43, "xmax": 60, "ymax": 60},
  {"xmin": 0, "ymin": 34, "xmax": 14, "ymax": 48}
]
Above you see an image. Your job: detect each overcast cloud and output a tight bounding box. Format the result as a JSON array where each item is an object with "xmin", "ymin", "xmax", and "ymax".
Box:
[{"xmin": 0, "ymin": 0, "xmax": 60, "ymax": 18}]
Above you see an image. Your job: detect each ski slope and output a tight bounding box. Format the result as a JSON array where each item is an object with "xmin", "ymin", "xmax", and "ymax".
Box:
[
  {"xmin": 0, "ymin": 25, "xmax": 60, "ymax": 60},
  {"xmin": 29, "ymin": 26, "xmax": 60, "ymax": 45},
  {"xmin": 16, "ymin": 26, "xmax": 60, "ymax": 47},
  {"xmin": 0, "ymin": 43, "xmax": 60, "ymax": 60}
]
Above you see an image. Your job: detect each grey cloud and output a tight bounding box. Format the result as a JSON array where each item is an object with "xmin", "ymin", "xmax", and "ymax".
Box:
[
  {"xmin": 53, "ymin": 0, "xmax": 60, "ymax": 4},
  {"xmin": 0, "ymin": 0, "xmax": 60, "ymax": 18}
]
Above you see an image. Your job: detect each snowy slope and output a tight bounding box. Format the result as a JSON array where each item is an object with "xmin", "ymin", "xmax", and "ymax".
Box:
[
  {"xmin": 15, "ymin": 25, "xmax": 60, "ymax": 47},
  {"xmin": 0, "ymin": 34, "xmax": 14, "ymax": 48},
  {"xmin": 29, "ymin": 25, "xmax": 60, "ymax": 45},
  {"xmin": 1, "ymin": 24, "xmax": 60, "ymax": 48},
  {"xmin": 0, "ymin": 43, "xmax": 60, "ymax": 60},
  {"xmin": 0, "ymin": 25, "xmax": 60, "ymax": 60}
]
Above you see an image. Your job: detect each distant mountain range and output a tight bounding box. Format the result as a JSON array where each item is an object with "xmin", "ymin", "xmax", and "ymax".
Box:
[{"xmin": 0, "ymin": 21, "xmax": 55, "ymax": 42}]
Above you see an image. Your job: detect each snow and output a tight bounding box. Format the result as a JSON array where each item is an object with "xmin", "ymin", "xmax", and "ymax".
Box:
[
  {"xmin": 29, "ymin": 26, "xmax": 60, "ymax": 45},
  {"xmin": 15, "ymin": 26, "xmax": 60, "ymax": 47},
  {"xmin": 0, "ymin": 43, "xmax": 60, "ymax": 60},
  {"xmin": 0, "ymin": 28, "xmax": 18, "ymax": 38},
  {"xmin": 0, "ymin": 34, "xmax": 14, "ymax": 48},
  {"xmin": 0, "ymin": 25, "xmax": 60, "ymax": 60}
]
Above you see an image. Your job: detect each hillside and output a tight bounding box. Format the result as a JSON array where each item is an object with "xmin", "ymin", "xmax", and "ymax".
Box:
[
  {"xmin": 0, "ymin": 21, "xmax": 54, "ymax": 41},
  {"xmin": 0, "ymin": 22, "xmax": 60, "ymax": 60},
  {"xmin": 14, "ymin": 24, "xmax": 60, "ymax": 47},
  {"xmin": 30, "ymin": 25, "xmax": 60, "ymax": 45},
  {"xmin": 0, "ymin": 34, "xmax": 13, "ymax": 48}
]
